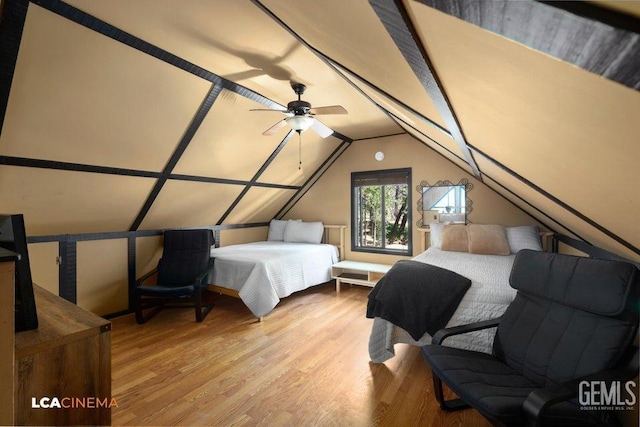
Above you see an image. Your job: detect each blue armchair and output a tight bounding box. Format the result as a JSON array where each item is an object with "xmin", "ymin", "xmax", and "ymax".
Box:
[
  {"xmin": 422, "ymin": 250, "xmax": 639, "ymax": 426},
  {"xmin": 133, "ymin": 229, "xmax": 214, "ymax": 324}
]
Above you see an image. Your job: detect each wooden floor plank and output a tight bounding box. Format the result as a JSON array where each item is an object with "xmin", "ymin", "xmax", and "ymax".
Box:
[{"xmin": 110, "ymin": 283, "xmax": 491, "ymax": 426}]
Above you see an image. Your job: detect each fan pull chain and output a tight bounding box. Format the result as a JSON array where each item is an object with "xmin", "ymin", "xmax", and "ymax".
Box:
[{"xmin": 298, "ymin": 132, "xmax": 302, "ymax": 170}]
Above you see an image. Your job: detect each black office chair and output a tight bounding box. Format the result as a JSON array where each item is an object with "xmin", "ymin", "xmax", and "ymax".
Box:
[
  {"xmin": 133, "ymin": 229, "xmax": 214, "ymax": 324},
  {"xmin": 422, "ymin": 249, "xmax": 639, "ymax": 426}
]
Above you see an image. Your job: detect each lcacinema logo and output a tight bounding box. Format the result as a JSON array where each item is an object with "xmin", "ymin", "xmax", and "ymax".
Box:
[{"xmin": 31, "ymin": 396, "xmax": 118, "ymax": 409}]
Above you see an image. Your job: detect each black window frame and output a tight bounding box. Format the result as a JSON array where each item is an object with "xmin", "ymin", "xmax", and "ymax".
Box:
[{"xmin": 351, "ymin": 168, "xmax": 412, "ymax": 255}]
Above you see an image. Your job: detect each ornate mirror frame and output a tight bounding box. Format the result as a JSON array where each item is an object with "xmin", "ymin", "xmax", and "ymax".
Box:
[{"xmin": 416, "ymin": 178, "xmax": 474, "ymax": 227}]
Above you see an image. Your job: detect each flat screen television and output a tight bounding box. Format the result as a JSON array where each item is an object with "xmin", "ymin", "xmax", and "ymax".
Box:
[{"xmin": 0, "ymin": 214, "xmax": 38, "ymax": 331}]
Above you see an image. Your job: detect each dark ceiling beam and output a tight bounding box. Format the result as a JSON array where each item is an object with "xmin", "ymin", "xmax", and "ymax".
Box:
[
  {"xmin": 369, "ymin": 0, "xmax": 482, "ymax": 179},
  {"xmin": 330, "ymin": 56, "xmax": 450, "ymax": 138},
  {"xmin": 331, "ymin": 62, "xmax": 469, "ymax": 165},
  {"xmin": 468, "ymin": 144, "xmax": 640, "ymax": 257},
  {"xmin": 390, "ymin": 113, "xmax": 471, "ymax": 165},
  {"xmin": 387, "ymin": 117, "xmax": 575, "ymax": 239},
  {"xmin": 30, "ymin": 0, "xmax": 285, "ymax": 111},
  {"xmin": 0, "ymin": 155, "xmax": 300, "ymax": 190},
  {"xmin": 216, "ymin": 130, "xmax": 295, "ymax": 225},
  {"xmin": 479, "ymin": 173, "xmax": 585, "ymax": 242},
  {"xmin": 251, "ymin": 0, "xmax": 451, "ymax": 140},
  {"xmin": 253, "ymin": 0, "xmax": 487, "ymax": 220},
  {"xmin": 11, "ymin": 0, "xmax": 355, "ymax": 232},
  {"xmin": 252, "ymin": 0, "xmax": 476, "ymax": 223},
  {"xmin": 408, "ymin": 0, "xmax": 639, "ymax": 256},
  {"xmin": 129, "ymin": 83, "xmax": 222, "ymax": 231},
  {"xmin": 353, "ymin": 132, "xmax": 406, "ymax": 142},
  {"xmin": 537, "ymin": 1, "xmax": 640, "ymax": 34},
  {"xmin": 0, "ymin": 0, "xmax": 29, "ymax": 134},
  {"xmin": 276, "ymin": 139, "xmax": 352, "ymax": 219},
  {"xmin": 251, "ymin": 0, "xmax": 387, "ymax": 142},
  {"xmin": 418, "ymin": 0, "xmax": 640, "ymax": 90},
  {"xmin": 0, "ymin": 155, "xmax": 162, "ymax": 178}
]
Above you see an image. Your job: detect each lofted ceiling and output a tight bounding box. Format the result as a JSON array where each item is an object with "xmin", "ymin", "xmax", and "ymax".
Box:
[{"xmin": 0, "ymin": 0, "xmax": 638, "ymax": 262}]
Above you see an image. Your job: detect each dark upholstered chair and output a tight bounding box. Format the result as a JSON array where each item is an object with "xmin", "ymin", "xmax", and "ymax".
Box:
[
  {"xmin": 134, "ymin": 229, "xmax": 214, "ymax": 324},
  {"xmin": 422, "ymin": 249, "xmax": 639, "ymax": 427}
]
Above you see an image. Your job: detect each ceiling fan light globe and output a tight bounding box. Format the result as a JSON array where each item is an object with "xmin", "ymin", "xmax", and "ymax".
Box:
[{"xmin": 286, "ymin": 116, "xmax": 314, "ymax": 133}]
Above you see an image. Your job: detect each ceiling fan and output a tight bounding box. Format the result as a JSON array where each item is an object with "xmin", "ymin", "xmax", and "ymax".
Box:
[{"xmin": 251, "ymin": 82, "xmax": 347, "ymax": 138}]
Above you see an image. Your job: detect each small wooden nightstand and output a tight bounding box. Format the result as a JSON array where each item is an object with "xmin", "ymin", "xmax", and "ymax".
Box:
[{"xmin": 331, "ymin": 261, "xmax": 392, "ymax": 292}]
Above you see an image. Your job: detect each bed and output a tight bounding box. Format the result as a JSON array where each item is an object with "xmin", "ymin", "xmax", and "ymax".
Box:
[
  {"xmin": 367, "ymin": 223, "xmax": 544, "ymax": 363},
  {"xmin": 207, "ymin": 221, "xmax": 345, "ymax": 318}
]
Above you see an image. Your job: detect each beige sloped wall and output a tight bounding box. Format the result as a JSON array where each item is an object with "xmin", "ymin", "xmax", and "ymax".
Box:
[
  {"xmin": 406, "ymin": 3, "xmax": 640, "ymax": 262},
  {"xmin": 27, "ymin": 242, "xmax": 59, "ymax": 295},
  {"xmin": 76, "ymin": 239, "xmax": 129, "ymax": 316},
  {"xmin": 286, "ymin": 133, "xmax": 542, "ymax": 265},
  {"xmin": 4, "ymin": 0, "xmax": 637, "ymax": 316},
  {"xmin": 220, "ymin": 227, "xmax": 269, "ymax": 247}
]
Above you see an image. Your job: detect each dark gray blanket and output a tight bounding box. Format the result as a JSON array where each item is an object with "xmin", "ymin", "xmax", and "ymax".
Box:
[{"xmin": 366, "ymin": 260, "xmax": 472, "ymax": 341}]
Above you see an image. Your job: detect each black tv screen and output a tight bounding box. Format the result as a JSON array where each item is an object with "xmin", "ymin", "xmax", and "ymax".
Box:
[{"xmin": 0, "ymin": 214, "xmax": 38, "ymax": 331}]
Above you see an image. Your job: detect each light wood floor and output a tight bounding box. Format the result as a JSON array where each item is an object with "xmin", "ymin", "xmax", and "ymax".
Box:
[{"xmin": 110, "ymin": 283, "xmax": 491, "ymax": 426}]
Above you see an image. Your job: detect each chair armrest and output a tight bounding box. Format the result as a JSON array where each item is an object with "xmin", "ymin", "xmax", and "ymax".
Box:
[
  {"xmin": 522, "ymin": 380, "xmax": 580, "ymax": 426},
  {"xmin": 523, "ymin": 346, "xmax": 640, "ymax": 426},
  {"xmin": 136, "ymin": 268, "xmax": 159, "ymax": 287},
  {"xmin": 431, "ymin": 317, "xmax": 502, "ymax": 345},
  {"xmin": 193, "ymin": 262, "xmax": 213, "ymax": 288}
]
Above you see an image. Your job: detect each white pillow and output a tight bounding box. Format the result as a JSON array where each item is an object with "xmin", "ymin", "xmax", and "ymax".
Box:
[
  {"xmin": 267, "ymin": 219, "xmax": 300, "ymax": 241},
  {"xmin": 506, "ymin": 225, "xmax": 542, "ymax": 253},
  {"xmin": 429, "ymin": 222, "xmax": 444, "ymax": 248},
  {"xmin": 284, "ymin": 221, "xmax": 324, "ymax": 244}
]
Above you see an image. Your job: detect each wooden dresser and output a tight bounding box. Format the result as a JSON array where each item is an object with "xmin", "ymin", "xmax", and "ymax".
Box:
[{"xmin": 14, "ymin": 285, "xmax": 112, "ymax": 426}]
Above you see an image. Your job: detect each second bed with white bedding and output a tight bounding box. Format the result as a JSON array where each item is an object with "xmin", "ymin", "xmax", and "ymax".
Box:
[{"xmin": 368, "ymin": 247, "xmax": 518, "ymax": 363}]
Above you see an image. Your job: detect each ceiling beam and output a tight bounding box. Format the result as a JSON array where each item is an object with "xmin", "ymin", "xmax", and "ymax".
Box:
[
  {"xmin": 251, "ymin": 0, "xmax": 392, "ymax": 142},
  {"xmin": 0, "ymin": 0, "xmax": 29, "ymax": 134},
  {"xmin": 468, "ymin": 144, "xmax": 640, "ymax": 257},
  {"xmin": 30, "ymin": 0, "xmax": 286, "ymax": 111},
  {"xmin": 332, "ymin": 63, "xmax": 470, "ymax": 165},
  {"xmin": 251, "ymin": 0, "xmax": 479, "ymax": 177},
  {"xmin": 369, "ymin": 0, "xmax": 482, "ymax": 179},
  {"xmin": 216, "ymin": 130, "xmax": 295, "ymax": 225},
  {"xmin": 417, "ymin": 0, "xmax": 640, "ymax": 90},
  {"xmin": 537, "ymin": 1, "xmax": 640, "ymax": 34},
  {"xmin": 129, "ymin": 83, "xmax": 222, "ymax": 231},
  {"xmin": 0, "ymin": 155, "xmax": 300, "ymax": 190},
  {"xmin": 15, "ymin": 0, "xmax": 355, "ymax": 232},
  {"xmin": 276, "ymin": 139, "xmax": 352, "ymax": 219},
  {"xmin": 257, "ymin": 10, "xmax": 451, "ymax": 139}
]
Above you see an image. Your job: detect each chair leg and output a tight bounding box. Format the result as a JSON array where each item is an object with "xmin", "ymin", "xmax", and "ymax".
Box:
[
  {"xmin": 134, "ymin": 292, "xmax": 145, "ymax": 324},
  {"xmin": 194, "ymin": 288, "xmax": 213, "ymax": 322},
  {"xmin": 433, "ymin": 375, "xmax": 470, "ymax": 411},
  {"xmin": 137, "ymin": 305, "xmax": 163, "ymax": 324},
  {"xmin": 134, "ymin": 289, "xmax": 213, "ymax": 324},
  {"xmin": 134, "ymin": 294, "xmax": 164, "ymax": 324}
]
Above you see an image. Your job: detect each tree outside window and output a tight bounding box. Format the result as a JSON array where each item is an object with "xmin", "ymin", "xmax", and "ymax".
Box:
[{"xmin": 352, "ymin": 168, "xmax": 411, "ymax": 255}]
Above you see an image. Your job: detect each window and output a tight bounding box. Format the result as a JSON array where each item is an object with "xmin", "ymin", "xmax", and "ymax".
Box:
[{"xmin": 351, "ymin": 168, "xmax": 411, "ymax": 255}]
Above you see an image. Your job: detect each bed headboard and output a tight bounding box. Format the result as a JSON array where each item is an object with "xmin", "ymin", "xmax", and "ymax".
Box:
[
  {"xmin": 419, "ymin": 225, "xmax": 554, "ymax": 253},
  {"xmin": 323, "ymin": 225, "xmax": 346, "ymax": 261}
]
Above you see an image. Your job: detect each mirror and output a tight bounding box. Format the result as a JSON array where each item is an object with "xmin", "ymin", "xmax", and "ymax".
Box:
[{"xmin": 416, "ymin": 179, "xmax": 473, "ymax": 227}]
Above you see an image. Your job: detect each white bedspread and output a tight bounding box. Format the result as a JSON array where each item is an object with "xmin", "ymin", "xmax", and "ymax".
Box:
[
  {"xmin": 208, "ymin": 241, "xmax": 338, "ymax": 318},
  {"xmin": 369, "ymin": 248, "xmax": 517, "ymax": 362}
]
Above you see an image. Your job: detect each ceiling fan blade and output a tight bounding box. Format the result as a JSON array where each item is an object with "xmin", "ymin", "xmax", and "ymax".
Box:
[
  {"xmin": 250, "ymin": 108, "xmax": 288, "ymax": 113},
  {"xmin": 309, "ymin": 105, "xmax": 348, "ymax": 115},
  {"xmin": 311, "ymin": 119, "xmax": 334, "ymax": 138},
  {"xmin": 262, "ymin": 120, "xmax": 288, "ymax": 136}
]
